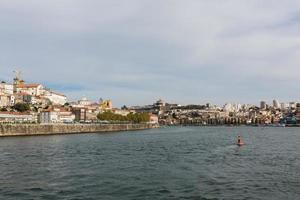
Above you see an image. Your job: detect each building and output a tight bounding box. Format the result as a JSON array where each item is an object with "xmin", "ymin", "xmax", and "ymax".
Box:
[
  {"xmin": 0, "ymin": 95, "xmax": 11, "ymax": 107},
  {"xmin": 112, "ymin": 108, "xmax": 133, "ymax": 116},
  {"xmin": 39, "ymin": 107, "xmax": 75, "ymax": 123},
  {"xmin": 39, "ymin": 110, "xmax": 59, "ymax": 123},
  {"xmin": 74, "ymin": 108, "xmax": 87, "ymax": 122},
  {"xmin": 149, "ymin": 114, "xmax": 159, "ymax": 124},
  {"xmin": 78, "ymin": 97, "xmax": 92, "ymax": 106},
  {"xmin": 100, "ymin": 100, "xmax": 113, "ymax": 110},
  {"xmin": 0, "ymin": 112, "xmax": 36, "ymax": 123},
  {"xmin": 289, "ymin": 102, "xmax": 297, "ymax": 109},
  {"xmin": 16, "ymin": 84, "xmax": 44, "ymax": 96},
  {"xmin": 273, "ymin": 99, "xmax": 280, "ymax": 109},
  {"xmin": 0, "ymin": 82, "xmax": 13, "ymax": 95},
  {"xmin": 260, "ymin": 101, "xmax": 267, "ymax": 110},
  {"xmin": 59, "ymin": 110, "xmax": 75, "ymax": 123},
  {"xmin": 44, "ymin": 90, "xmax": 67, "ymax": 105},
  {"xmin": 280, "ymin": 102, "xmax": 287, "ymax": 110}
]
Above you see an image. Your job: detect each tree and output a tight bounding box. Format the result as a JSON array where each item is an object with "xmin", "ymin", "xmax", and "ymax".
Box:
[
  {"xmin": 97, "ymin": 111, "xmax": 150, "ymax": 123},
  {"xmin": 13, "ymin": 103, "xmax": 30, "ymax": 112},
  {"xmin": 121, "ymin": 105, "xmax": 128, "ymax": 110},
  {"xmin": 0, "ymin": 107, "xmax": 8, "ymax": 112}
]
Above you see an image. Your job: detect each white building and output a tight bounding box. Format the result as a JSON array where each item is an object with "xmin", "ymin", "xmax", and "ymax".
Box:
[
  {"xmin": 78, "ymin": 97, "xmax": 92, "ymax": 106},
  {"xmin": 39, "ymin": 108, "xmax": 75, "ymax": 123},
  {"xmin": 149, "ymin": 114, "xmax": 159, "ymax": 124},
  {"xmin": 112, "ymin": 109, "xmax": 133, "ymax": 116},
  {"xmin": 43, "ymin": 90, "xmax": 67, "ymax": 105},
  {"xmin": 289, "ymin": 102, "xmax": 297, "ymax": 109},
  {"xmin": 16, "ymin": 84, "xmax": 44, "ymax": 96},
  {"xmin": 0, "ymin": 94, "xmax": 14, "ymax": 107},
  {"xmin": 0, "ymin": 112, "xmax": 36, "ymax": 122},
  {"xmin": 59, "ymin": 110, "xmax": 75, "ymax": 123},
  {"xmin": 0, "ymin": 82, "xmax": 13, "ymax": 95},
  {"xmin": 39, "ymin": 110, "xmax": 59, "ymax": 123},
  {"xmin": 0, "ymin": 95, "xmax": 10, "ymax": 107},
  {"xmin": 280, "ymin": 103, "xmax": 288, "ymax": 110},
  {"xmin": 273, "ymin": 99, "xmax": 280, "ymax": 109}
]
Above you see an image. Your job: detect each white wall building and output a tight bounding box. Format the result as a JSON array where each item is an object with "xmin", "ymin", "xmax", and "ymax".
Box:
[
  {"xmin": 78, "ymin": 97, "xmax": 92, "ymax": 106},
  {"xmin": 0, "ymin": 112, "xmax": 36, "ymax": 122},
  {"xmin": 44, "ymin": 90, "xmax": 67, "ymax": 105},
  {"xmin": 16, "ymin": 84, "xmax": 44, "ymax": 96},
  {"xmin": 0, "ymin": 95, "xmax": 10, "ymax": 107},
  {"xmin": 273, "ymin": 99, "xmax": 280, "ymax": 109},
  {"xmin": 0, "ymin": 83, "xmax": 13, "ymax": 95},
  {"xmin": 149, "ymin": 114, "xmax": 159, "ymax": 124},
  {"xmin": 39, "ymin": 111, "xmax": 59, "ymax": 123}
]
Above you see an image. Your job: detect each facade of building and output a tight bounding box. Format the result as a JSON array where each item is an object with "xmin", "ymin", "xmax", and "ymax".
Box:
[
  {"xmin": 44, "ymin": 90, "xmax": 67, "ymax": 105},
  {"xmin": 273, "ymin": 99, "xmax": 280, "ymax": 109},
  {"xmin": 0, "ymin": 83, "xmax": 13, "ymax": 95},
  {"xmin": 149, "ymin": 114, "xmax": 159, "ymax": 124},
  {"xmin": 78, "ymin": 97, "xmax": 92, "ymax": 106},
  {"xmin": 112, "ymin": 109, "xmax": 133, "ymax": 116},
  {"xmin": 0, "ymin": 112, "xmax": 36, "ymax": 123},
  {"xmin": 59, "ymin": 110, "xmax": 75, "ymax": 123},
  {"xmin": 16, "ymin": 84, "xmax": 44, "ymax": 96},
  {"xmin": 0, "ymin": 95, "xmax": 11, "ymax": 107},
  {"xmin": 39, "ymin": 111, "xmax": 59, "ymax": 123},
  {"xmin": 260, "ymin": 101, "xmax": 267, "ymax": 110},
  {"xmin": 74, "ymin": 108, "xmax": 87, "ymax": 122}
]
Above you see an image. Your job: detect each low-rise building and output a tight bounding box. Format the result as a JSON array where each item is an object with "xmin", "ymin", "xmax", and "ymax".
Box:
[
  {"xmin": 73, "ymin": 108, "xmax": 87, "ymax": 122},
  {"xmin": 149, "ymin": 114, "xmax": 159, "ymax": 124},
  {"xmin": 0, "ymin": 82, "xmax": 13, "ymax": 95},
  {"xmin": 112, "ymin": 108, "xmax": 133, "ymax": 116},
  {"xmin": 16, "ymin": 83, "xmax": 44, "ymax": 96},
  {"xmin": 0, "ymin": 95, "xmax": 11, "ymax": 107},
  {"xmin": 0, "ymin": 112, "xmax": 36, "ymax": 123},
  {"xmin": 43, "ymin": 90, "xmax": 67, "ymax": 105},
  {"xmin": 39, "ymin": 110, "xmax": 59, "ymax": 123},
  {"xmin": 59, "ymin": 111, "xmax": 75, "ymax": 123}
]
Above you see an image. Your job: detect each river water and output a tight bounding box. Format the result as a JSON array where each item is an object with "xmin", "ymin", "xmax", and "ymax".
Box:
[{"xmin": 0, "ymin": 126, "xmax": 299, "ymax": 200}]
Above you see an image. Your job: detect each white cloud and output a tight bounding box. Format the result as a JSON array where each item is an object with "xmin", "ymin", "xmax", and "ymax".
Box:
[{"xmin": 1, "ymin": 0, "xmax": 300, "ymax": 106}]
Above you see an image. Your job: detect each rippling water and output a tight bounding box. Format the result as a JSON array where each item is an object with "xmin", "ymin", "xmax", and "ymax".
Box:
[{"xmin": 0, "ymin": 126, "xmax": 299, "ymax": 200}]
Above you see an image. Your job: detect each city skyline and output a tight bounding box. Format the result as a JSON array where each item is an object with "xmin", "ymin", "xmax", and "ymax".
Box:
[{"xmin": 1, "ymin": 1, "xmax": 300, "ymax": 106}]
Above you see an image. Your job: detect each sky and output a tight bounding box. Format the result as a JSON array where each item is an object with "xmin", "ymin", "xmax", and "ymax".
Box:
[{"xmin": 1, "ymin": 0, "xmax": 300, "ymax": 107}]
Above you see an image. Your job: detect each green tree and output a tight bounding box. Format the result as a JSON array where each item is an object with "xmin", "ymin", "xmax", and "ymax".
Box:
[
  {"xmin": 13, "ymin": 103, "xmax": 30, "ymax": 112},
  {"xmin": 0, "ymin": 107, "xmax": 8, "ymax": 112},
  {"xmin": 97, "ymin": 111, "xmax": 150, "ymax": 123}
]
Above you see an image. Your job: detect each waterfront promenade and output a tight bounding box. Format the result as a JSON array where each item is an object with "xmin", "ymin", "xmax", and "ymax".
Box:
[{"xmin": 0, "ymin": 123, "xmax": 158, "ymax": 137}]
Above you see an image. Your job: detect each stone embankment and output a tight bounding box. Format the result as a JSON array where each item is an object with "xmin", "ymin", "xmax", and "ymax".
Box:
[{"xmin": 0, "ymin": 123, "xmax": 158, "ymax": 137}]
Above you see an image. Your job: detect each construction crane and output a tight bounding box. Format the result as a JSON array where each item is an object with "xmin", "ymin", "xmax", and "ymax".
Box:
[{"xmin": 13, "ymin": 70, "xmax": 22, "ymax": 80}]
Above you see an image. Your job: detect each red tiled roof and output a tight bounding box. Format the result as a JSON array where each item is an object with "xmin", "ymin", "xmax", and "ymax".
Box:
[{"xmin": 17, "ymin": 84, "xmax": 41, "ymax": 88}]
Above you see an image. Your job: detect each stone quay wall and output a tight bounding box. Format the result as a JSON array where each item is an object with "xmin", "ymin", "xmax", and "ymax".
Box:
[{"xmin": 0, "ymin": 123, "xmax": 158, "ymax": 137}]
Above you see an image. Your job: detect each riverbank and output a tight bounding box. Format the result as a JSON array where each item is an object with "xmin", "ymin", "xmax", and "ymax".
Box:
[{"xmin": 0, "ymin": 123, "xmax": 159, "ymax": 137}]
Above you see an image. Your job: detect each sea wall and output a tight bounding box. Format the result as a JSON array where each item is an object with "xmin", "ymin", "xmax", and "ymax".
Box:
[{"xmin": 0, "ymin": 123, "xmax": 158, "ymax": 137}]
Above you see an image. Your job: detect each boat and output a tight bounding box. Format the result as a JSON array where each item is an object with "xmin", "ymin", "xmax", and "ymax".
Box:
[
  {"xmin": 236, "ymin": 142, "xmax": 245, "ymax": 146},
  {"xmin": 236, "ymin": 136, "xmax": 245, "ymax": 146}
]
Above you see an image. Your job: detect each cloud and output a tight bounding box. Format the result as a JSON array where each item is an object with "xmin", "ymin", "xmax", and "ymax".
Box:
[{"xmin": 1, "ymin": 0, "xmax": 300, "ymax": 106}]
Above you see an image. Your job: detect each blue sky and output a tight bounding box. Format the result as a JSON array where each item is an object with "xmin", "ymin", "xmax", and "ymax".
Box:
[{"xmin": 1, "ymin": 0, "xmax": 300, "ymax": 107}]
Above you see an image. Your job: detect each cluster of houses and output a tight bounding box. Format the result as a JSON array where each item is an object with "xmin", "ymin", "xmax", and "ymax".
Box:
[
  {"xmin": 0, "ymin": 73, "xmax": 109, "ymax": 123},
  {"xmin": 0, "ymin": 73, "xmax": 159, "ymax": 124},
  {"xmin": 131, "ymin": 99, "xmax": 300, "ymax": 126}
]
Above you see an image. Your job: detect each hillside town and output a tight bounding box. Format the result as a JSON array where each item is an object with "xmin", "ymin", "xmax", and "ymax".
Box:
[
  {"xmin": 1, "ymin": 72, "xmax": 300, "ymax": 126},
  {"xmin": 0, "ymin": 72, "xmax": 158, "ymax": 124}
]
